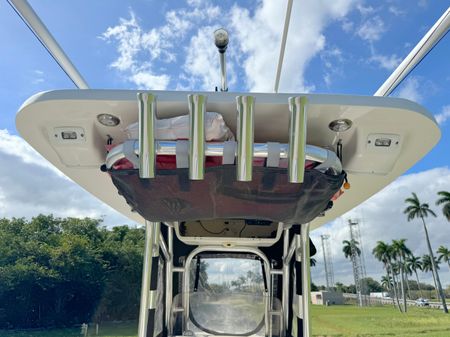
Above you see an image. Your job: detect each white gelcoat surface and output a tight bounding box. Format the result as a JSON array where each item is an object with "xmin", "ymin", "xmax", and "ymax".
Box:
[{"xmin": 16, "ymin": 90, "xmax": 440, "ymax": 233}]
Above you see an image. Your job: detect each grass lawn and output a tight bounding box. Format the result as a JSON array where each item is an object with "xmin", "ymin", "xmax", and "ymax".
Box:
[
  {"xmin": 1, "ymin": 305, "xmax": 449, "ymax": 337},
  {"xmin": 311, "ymin": 305, "xmax": 450, "ymax": 337}
]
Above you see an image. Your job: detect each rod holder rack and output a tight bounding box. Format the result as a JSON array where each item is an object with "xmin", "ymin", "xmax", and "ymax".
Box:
[
  {"xmin": 288, "ymin": 96, "xmax": 307, "ymax": 183},
  {"xmin": 188, "ymin": 94, "xmax": 206, "ymax": 180},
  {"xmin": 134, "ymin": 93, "xmax": 311, "ymax": 183},
  {"xmin": 138, "ymin": 93, "xmax": 156, "ymax": 179},
  {"xmin": 236, "ymin": 95, "xmax": 255, "ymax": 182}
]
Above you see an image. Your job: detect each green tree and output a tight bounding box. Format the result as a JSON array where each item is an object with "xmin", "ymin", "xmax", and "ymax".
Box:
[
  {"xmin": 342, "ymin": 239, "xmax": 361, "ymax": 258},
  {"xmin": 406, "ymin": 255, "xmax": 423, "ymax": 298},
  {"xmin": 0, "ymin": 215, "xmax": 146, "ymax": 328},
  {"xmin": 404, "ymin": 193, "xmax": 448, "ymax": 313},
  {"xmin": 372, "ymin": 241, "xmax": 401, "ymax": 310},
  {"xmin": 436, "ymin": 246, "xmax": 450, "ymax": 269},
  {"xmin": 361, "ymin": 277, "xmax": 383, "ymax": 294},
  {"xmin": 422, "ymin": 254, "xmax": 441, "ymax": 300},
  {"xmin": 392, "ymin": 239, "xmax": 411, "ymax": 312},
  {"xmin": 381, "ymin": 275, "xmax": 393, "ymax": 291},
  {"xmin": 436, "ymin": 191, "xmax": 450, "ymax": 221}
]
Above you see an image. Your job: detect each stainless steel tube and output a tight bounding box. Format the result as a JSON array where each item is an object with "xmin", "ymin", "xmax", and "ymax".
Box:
[
  {"xmin": 300, "ymin": 223, "xmax": 312, "ymax": 337},
  {"xmin": 159, "ymin": 233, "xmax": 169, "ymax": 261},
  {"xmin": 7, "ymin": 0, "xmax": 89, "ymax": 89},
  {"xmin": 236, "ymin": 95, "xmax": 255, "ymax": 181},
  {"xmin": 282, "ymin": 228, "xmax": 290, "ymax": 330},
  {"xmin": 288, "ymin": 96, "xmax": 307, "ymax": 183},
  {"xmin": 220, "ymin": 52, "xmax": 228, "ymax": 91},
  {"xmin": 105, "ymin": 140, "xmax": 342, "ymax": 173},
  {"xmin": 137, "ymin": 221, "xmax": 160, "ymax": 337},
  {"xmin": 374, "ymin": 7, "xmax": 450, "ymax": 97},
  {"xmin": 165, "ymin": 226, "xmax": 173, "ymax": 333},
  {"xmin": 188, "ymin": 94, "xmax": 206, "ymax": 180},
  {"xmin": 138, "ymin": 93, "xmax": 156, "ymax": 179}
]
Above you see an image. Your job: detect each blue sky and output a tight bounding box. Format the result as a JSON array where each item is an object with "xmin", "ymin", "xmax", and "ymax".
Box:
[{"xmin": 0, "ymin": 0, "xmax": 449, "ymax": 286}]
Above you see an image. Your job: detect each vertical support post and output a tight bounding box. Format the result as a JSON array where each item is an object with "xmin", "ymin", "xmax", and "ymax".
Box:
[
  {"xmin": 296, "ymin": 223, "xmax": 311, "ymax": 337},
  {"xmin": 219, "ymin": 52, "xmax": 228, "ymax": 92},
  {"xmin": 138, "ymin": 93, "xmax": 156, "ymax": 179},
  {"xmin": 188, "ymin": 94, "xmax": 206, "ymax": 180},
  {"xmin": 236, "ymin": 95, "xmax": 255, "ymax": 182},
  {"xmin": 165, "ymin": 226, "xmax": 173, "ymax": 333},
  {"xmin": 282, "ymin": 228, "xmax": 290, "ymax": 330},
  {"xmin": 138, "ymin": 221, "xmax": 160, "ymax": 337},
  {"xmin": 288, "ymin": 97, "xmax": 307, "ymax": 183}
]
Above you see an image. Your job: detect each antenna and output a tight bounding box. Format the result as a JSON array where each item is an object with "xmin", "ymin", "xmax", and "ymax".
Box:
[
  {"xmin": 348, "ymin": 219, "xmax": 368, "ymax": 306},
  {"xmin": 320, "ymin": 234, "xmax": 335, "ymax": 290},
  {"xmin": 214, "ymin": 28, "xmax": 229, "ymax": 92},
  {"xmin": 274, "ymin": 0, "xmax": 293, "ymax": 93}
]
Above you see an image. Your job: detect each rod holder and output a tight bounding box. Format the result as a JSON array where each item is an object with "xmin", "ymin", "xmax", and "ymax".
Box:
[
  {"xmin": 288, "ymin": 96, "xmax": 307, "ymax": 183},
  {"xmin": 236, "ymin": 95, "xmax": 255, "ymax": 182},
  {"xmin": 138, "ymin": 93, "xmax": 156, "ymax": 178},
  {"xmin": 188, "ymin": 94, "xmax": 206, "ymax": 180}
]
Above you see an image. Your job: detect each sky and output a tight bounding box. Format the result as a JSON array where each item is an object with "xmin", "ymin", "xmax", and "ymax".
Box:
[{"xmin": 0, "ymin": 0, "xmax": 449, "ymax": 288}]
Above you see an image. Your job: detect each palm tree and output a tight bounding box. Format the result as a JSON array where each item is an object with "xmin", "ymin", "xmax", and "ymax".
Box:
[
  {"xmin": 422, "ymin": 254, "xmax": 440, "ymax": 300},
  {"xmin": 343, "ymin": 239, "xmax": 364, "ymax": 306},
  {"xmin": 403, "ymin": 261, "xmax": 413, "ymax": 299},
  {"xmin": 436, "ymin": 191, "xmax": 450, "ymax": 221},
  {"xmin": 381, "ymin": 275, "xmax": 393, "ymax": 291},
  {"xmin": 406, "ymin": 255, "xmax": 423, "ymax": 298},
  {"xmin": 437, "ymin": 246, "xmax": 450, "ymax": 269},
  {"xmin": 372, "ymin": 241, "xmax": 401, "ymax": 311},
  {"xmin": 343, "ymin": 239, "xmax": 361, "ymax": 258},
  {"xmin": 392, "ymin": 239, "xmax": 411, "ymax": 311},
  {"xmin": 404, "ymin": 193, "xmax": 448, "ymax": 313}
]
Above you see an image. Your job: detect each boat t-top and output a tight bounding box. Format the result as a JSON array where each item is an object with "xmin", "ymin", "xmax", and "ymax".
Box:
[{"xmin": 9, "ymin": 1, "xmax": 449, "ymax": 336}]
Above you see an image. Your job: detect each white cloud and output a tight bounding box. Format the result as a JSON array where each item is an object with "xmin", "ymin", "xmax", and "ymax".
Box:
[
  {"xmin": 435, "ymin": 105, "xmax": 450, "ymax": 125},
  {"xmin": 418, "ymin": 0, "xmax": 428, "ymax": 8},
  {"xmin": 0, "ymin": 129, "xmax": 133, "ymax": 227},
  {"xmin": 357, "ymin": 16, "xmax": 386, "ymax": 42},
  {"xmin": 32, "ymin": 69, "xmax": 45, "ymax": 84},
  {"xmin": 229, "ymin": 0, "xmax": 357, "ymax": 92},
  {"xmin": 356, "ymin": 4, "xmax": 374, "ymax": 16},
  {"xmin": 370, "ymin": 52, "xmax": 401, "ymax": 70},
  {"xmin": 181, "ymin": 26, "xmax": 238, "ymax": 91},
  {"xmin": 395, "ymin": 76, "xmax": 422, "ymax": 103},
  {"xmin": 311, "ymin": 167, "xmax": 450, "ymax": 287},
  {"xmin": 130, "ymin": 71, "xmax": 170, "ymax": 90},
  {"xmin": 320, "ymin": 47, "xmax": 345, "ymax": 86},
  {"xmin": 102, "ymin": 0, "xmax": 359, "ymax": 93},
  {"xmin": 101, "ymin": 2, "xmax": 221, "ymax": 90},
  {"xmin": 388, "ymin": 6, "xmax": 405, "ymax": 17},
  {"xmin": 0, "ymin": 129, "xmax": 57, "ymax": 173},
  {"xmin": 341, "ymin": 18, "xmax": 354, "ymax": 32}
]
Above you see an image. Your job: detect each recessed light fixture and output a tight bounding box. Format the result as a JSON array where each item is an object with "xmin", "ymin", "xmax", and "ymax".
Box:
[
  {"xmin": 97, "ymin": 114, "xmax": 120, "ymax": 127},
  {"xmin": 329, "ymin": 119, "xmax": 352, "ymax": 132}
]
